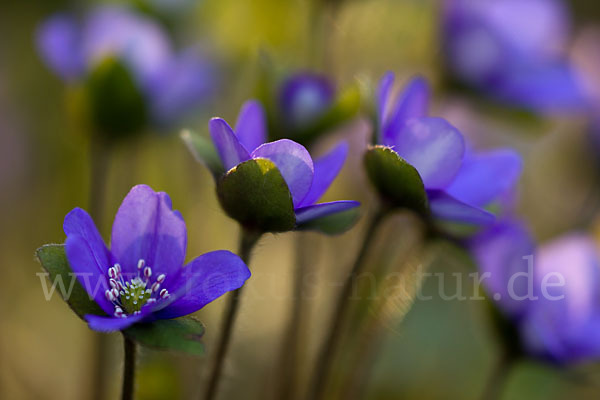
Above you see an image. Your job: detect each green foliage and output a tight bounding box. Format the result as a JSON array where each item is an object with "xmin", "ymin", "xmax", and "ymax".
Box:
[
  {"xmin": 35, "ymin": 244, "xmax": 105, "ymax": 320},
  {"xmin": 125, "ymin": 317, "xmax": 205, "ymax": 355},
  {"xmin": 364, "ymin": 146, "xmax": 428, "ymax": 216},
  {"xmin": 217, "ymin": 158, "xmax": 296, "ymax": 232},
  {"xmin": 297, "ymin": 206, "xmax": 361, "ymax": 235},
  {"xmin": 181, "ymin": 129, "xmax": 226, "ymax": 179},
  {"xmin": 85, "ymin": 58, "xmax": 148, "ymax": 140}
]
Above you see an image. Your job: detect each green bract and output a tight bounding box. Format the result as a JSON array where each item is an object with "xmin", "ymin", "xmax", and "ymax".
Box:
[
  {"xmin": 364, "ymin": 146, "xmax": 428, "ymax": 216},
  {"xmin": 181, "ymin": 129, "xmax": 225, "ymax": 179},
  {"xmin": 216, "ymin": 158, "xmax": 296, "ymax": 232},
  {"xmin": 86, "ymin": 58, "xmax": 147, "ymax": 140},
  {"xmin": 36, "ymin": 244, "xmax": 105, "ymax": 319}
]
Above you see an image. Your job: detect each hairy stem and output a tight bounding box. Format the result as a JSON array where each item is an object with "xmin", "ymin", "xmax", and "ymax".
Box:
[
  {"xmin": 480, "ymin": 352, "xmax": 513, "ymax": 400},
  {"xmin": 307, "ymin": 208, "xmax": 388, "ymax": 400},
  {"xmin": 121, "ymin": 335, "xmax": 136, "ymax": 400},
  {"xmin": 203, "ymin": 229, "xmax": 261, "ymax": 400}
]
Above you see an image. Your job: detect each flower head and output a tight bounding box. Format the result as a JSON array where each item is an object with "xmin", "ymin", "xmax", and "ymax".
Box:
[
  {"xmin": 279, "ymin": 72, "xmax": 335, "ymax": 130},
  {"xmin": 372, "ymin": 72, "xmax": 522, "ymax": 226},
  {"xmin": 192, "ymin": 100, "xmax": 360, "ymax": 233},
  {"xmin": 63, "ymin": 184, "xmax": 250, "ymax": 332},
  {"xmin": 470, "ymin": 221, "xmax": 600, "ymax": 364},
  {"xmin": 442, "ymin": 0, "xmax": 588, "ymax": 113},
  {"xmin": 36, "ymin": 6, "xmax": 215, "ymax": 127}
]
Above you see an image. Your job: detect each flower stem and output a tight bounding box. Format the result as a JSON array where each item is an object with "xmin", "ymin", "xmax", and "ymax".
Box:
[
  {"xmin": 89, "ymin": 138, "xmax": 111, "ymax": 400},
  {"xmin": 307, "ymin": 207, "xmax": 388, "ymax": 400},
  {"xmin": 275, "ymin": 233, "xmax": 312, "ymax": 400},
  {"xmin": 203, "ymin": 229, "xmax": 261, "ymax": 400},
  {"xmin": 121, "ymin": 335, "xmax": 136, "ymax": 400},
  {"xmin": 479, "ymin": 352, "xmax": 513, "ymax": 400}
]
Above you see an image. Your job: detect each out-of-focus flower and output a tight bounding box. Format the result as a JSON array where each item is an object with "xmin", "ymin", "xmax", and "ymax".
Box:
[
  {"xmin": 279, "ymin": 72, "xmax": 335, "ymax": 130},
  {"xmin": 471, "ymin": 221, "xmax": 600, "ymax": 364},
  {"xmin": 367, "ymin": 72, "xmax": 522, "ymax": 226},
  {"xmin": 184, "ymin": 100, "xmax": 360, "ymax": 233},
  {"xmin": 36, "ymin": 6, "xmax": 215, "ymax": 130},
  {"xmin": 63, "ymin": 184, "xmax": 250, "ymax": 332},
  {"xmin": 442, "ymin": 0, "xmax": 588, "ymax": 113}
]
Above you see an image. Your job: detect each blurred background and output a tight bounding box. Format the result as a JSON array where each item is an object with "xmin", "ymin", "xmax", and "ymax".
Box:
[{"xmin": 2, "ymin": 0, "xmax": 600, "ymax": 399}]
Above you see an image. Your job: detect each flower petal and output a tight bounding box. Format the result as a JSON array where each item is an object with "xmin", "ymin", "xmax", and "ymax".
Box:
[
  {"xmin": 85, "ymin": 313, "xmax": 145, "ymax": 332},
  {"xmin": 469, "ymin": 220, "xmax": 536, "ymax": 317},
  {"xmin": 251, "ymin": 139, "xmax": 314, "ymax": 207},
  {"xmin": 111, "ymin": 185, "xmax": 187, "ymax": 281},
  {"xmin": 149, "ymin": 48, "xmax": 216, "ymax": 125},
  {"xmin": 36, "ymin": 13, "xmax": 84, "ymax": 81},
  {"xmin": 234, "ymin": 100, "xmax": 267, "ymax": 153},
  {"xmin": 446, "ymin": 149, "xmax": 523, "ymax": 207},
  {"xmin": 63, "ymin": 208, "xmax": 113, "ymax": 313},
  {"xmin": 295, "ymin": 200, "xmax": 360, "ymax": 224},
  {"xmin": 156, "ymin": 251, "xmax": 251, "ymax": 319},
  {"xmin": 428, "ymin": 190, "xmax": 495, "ymax": 225},
  {"xmin": 394, "ymin": 117, "xmax": 465, "ymax": 189},
  {"xmin": 299, "ymin": 141, "xmax": 348, "ymax": 207},
  {"xmin": 65, "ymin": 235, "xmax": 113, "ymax": 314},
  {"xmin": 209, "ymin": 118, "xmax": 251, "ymax": 171},
  {"xmin": 377, "ymin": 71, "xmax": 395, "ymax": 134},
  {"xmin": 382, "ymin": 76, "xmax": 430, "ymax": 146}
]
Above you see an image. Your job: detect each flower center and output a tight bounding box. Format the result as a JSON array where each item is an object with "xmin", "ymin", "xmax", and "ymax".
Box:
[{"xmin": 104, "ymin": 259, "xmax": 170, "ymax": 318}]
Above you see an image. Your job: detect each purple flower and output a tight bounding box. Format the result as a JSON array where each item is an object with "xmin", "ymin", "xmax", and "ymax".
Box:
[
  {"xmin": 376, "ymin": 73, "xmax": 522, "ymax": 225},
  {"xmin": 36, "ymin": 6, "xmax": 215, "ymax": 125},
  {"xmin": 442, "ymin": 0, "xmax": 588, "ymax": 113},
  {"xmin": 471, "ymin": 221, "xmax": 600, "ymax": 363},
  {"xmin": 209, "ymin": 100, "xmax": 360, "ymax": 227},
  {"xmin": 64, "ymin": 184, "xmax": 250, "ymax": 332},
  {"xmin": 279, "ymin": 72, "xmax": 335, "ymax": 129}
]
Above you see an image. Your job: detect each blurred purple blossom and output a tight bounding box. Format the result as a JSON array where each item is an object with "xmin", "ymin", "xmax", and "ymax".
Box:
[
  {"xmin": 471, "ymin": 221, "xmax": 600, "ymax": 363},
  {"xmin": 36, "ymin": 6, "xmax": 216, "ymax": 126},
  {"xmin": 376, "ymin": 73, "xmax": 522, "ymax": 225},
  {"xmin": 209, "ymin": 100, "xmax": 360, "ymax": 225},
  {"xmin": 64, "ymin": 184, "xmax": 250, "ymax": 332},
  {"xmin": 279, "ymin": 72, "xmax": 335, "ymax": 129},
  {"xmin": 442, "ymin": 0, "xmax": 589, "ymax": 113}
]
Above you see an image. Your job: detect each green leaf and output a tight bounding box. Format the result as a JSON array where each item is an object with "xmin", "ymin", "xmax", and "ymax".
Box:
[
  {"xmin": 35, "ymin": 244, "xmax": 105, "ymax": 320},
  {"xmin": 217, "ymin": 158, "xmax": 296, "ymax": 232},
  {"xmin": 124, "ymin": 317, "xmax": 205, "ymax": 355},
  {"xmin": 364, "ymin": 146, "xmax": 428, "ymax": 215},
  {"xmin": 85, "ymin": 57, "xmax": 147, "ymax": 140},
  {"xmin": 297, "ymin": 206, "xmax": 361, "ymax": 235},
  {"xmin": 181, "ymin": 129, "xmax": 225, "ymax": 179}
]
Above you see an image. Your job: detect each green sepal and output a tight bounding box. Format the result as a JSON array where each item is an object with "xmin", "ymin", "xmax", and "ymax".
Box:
[
  {"xmin": 181, "ymin": 129, "xmax": 225, "ymax": 179},
  {"xmin": 85, "ymin": 57, "xmax": 147, "ymax": 140},
  {"xmin": 364, "ymin": 145, "xmax": 428, "ymax": 215},
  {"xmin": 35, "ymin": 244, "xmax": 105, "ymax": 320},
  {"xmin": 216, "ymin": 158, "xmax": 296, "ymax": 232},
  {"xmin": 296, "ymin": 206, "xmax": 361, "ymax": 235},
  {"xmin": 124, "ymin": 317, "xmax": 205, "ymax": 355}
]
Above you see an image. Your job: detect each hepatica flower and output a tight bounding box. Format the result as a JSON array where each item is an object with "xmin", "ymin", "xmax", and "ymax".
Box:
[
  {"xmin": 366, "ymin": 72, "xmax": 522, "ymax": 227},
  {"xmin": 442, "ymin": 0, "xmax": 588, "ymax": 113},
  {"xmin": 36, "ymin": 5, "xmax": 215, "ymax": 129},
  {"xmin": 183, "ymin": 100, "xmax": 360, "ymax": 234},
  {"xmin": 62, "ymin": 184, "xmax": 250, "ymax": 332},
  {"xmin": 279, "ymin": 72, "xmax": 335, "ymax": 130},
  {"xmin": 471, "ymin": 221, "xmax": 600, "ymax": 363}
]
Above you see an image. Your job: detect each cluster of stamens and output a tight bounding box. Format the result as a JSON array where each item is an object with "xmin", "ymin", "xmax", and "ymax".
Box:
[{"xmin": 104, "ymin": 259, "xmax": 170, "ymax": 318}]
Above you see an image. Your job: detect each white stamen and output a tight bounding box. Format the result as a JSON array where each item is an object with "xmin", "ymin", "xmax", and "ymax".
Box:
[
  {"xmin": 109, "ymin": 279, "xmax": 118, "ymax": 289},
  {"xmin": 137, "ymin": 259, "xmax": 145, "ymax": 270},
  {"xmin": 114, "ymin": 263, "xmax": 121, "ymax": 275},
  {"xmin": 108, "ymin": 267, "xmax": 117, "ymax": 279},
  {"xmin": 105, "ymin": 290, "xmax": 114, "ymax": 302},
  {"xmin": 151, "ymin": 282, "xmax": 161, "ymax": 293},
  {"xmin": 160, "ymin": 289, "xmax": 169, "ymax": 299},
  {"xmin": 111, "ymin": 288, "xmax": 119, "ymax": 299},
  {"xmin": 143, "ymin": 267, "xmax": 152, "ymax": 279},
  {"xmin": 156, "ymin": 274, "xmax": 166, "ymax": 283},
  {"xmin": 147, "ymin": 298, "xmax": 156, "ymax": 304}
]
